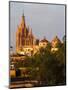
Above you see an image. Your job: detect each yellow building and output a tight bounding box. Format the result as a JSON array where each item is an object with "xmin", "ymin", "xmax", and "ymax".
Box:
[
  {"xmin": 39, "ymin": 38, "xmax": 49, "ymax": 48},
  {"xmin": 51, "ymin": 36, "xmax": 61, "ymax": 48},
  {"xmin": 51, "ymin": 36, "xmax": 61, "ymax": 52}
]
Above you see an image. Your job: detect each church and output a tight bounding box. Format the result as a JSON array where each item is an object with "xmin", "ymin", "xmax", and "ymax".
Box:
[{"xmin": 16, "ymin": 14, "xmax": 35, "ymax": 55}]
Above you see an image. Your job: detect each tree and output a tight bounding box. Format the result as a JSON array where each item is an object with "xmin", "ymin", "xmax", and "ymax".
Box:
[
  {"xmin": 34, "ymin": 42, "xmax": 66, "ymax": 86},
  {"xmin": 15, "ymin": 39, "xmax": 66, "ymax": 86}
]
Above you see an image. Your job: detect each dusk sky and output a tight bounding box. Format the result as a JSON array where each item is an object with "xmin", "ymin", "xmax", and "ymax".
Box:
[{"xmin": 10, "ymin": 2, "xmax": 65, "ymax": 51}]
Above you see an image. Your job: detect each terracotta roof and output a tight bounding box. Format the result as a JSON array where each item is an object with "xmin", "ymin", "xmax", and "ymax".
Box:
[
  {"xmin": 51, "ymin": 36, "xmax": 61, "ymax": 43},
  {"xmin": 40, "ymin": 38, "xmax": 48, "ymax": 43}
]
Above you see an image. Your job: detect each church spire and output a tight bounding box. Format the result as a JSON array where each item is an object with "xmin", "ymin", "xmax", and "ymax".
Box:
[
  {"xmin": 22, "ymin": 9, "xmax": 25, "ymax": 24},
  {"xmin": 22, "ymin": 13, "xmax": 25, "ymax": 24},
  {"xmin": 20, "ymin": 12, "xmax": 26, "ymax": 31},
  {"xmin": 22, "ymin": 13, "xmax": 25, "ymax": 21}
]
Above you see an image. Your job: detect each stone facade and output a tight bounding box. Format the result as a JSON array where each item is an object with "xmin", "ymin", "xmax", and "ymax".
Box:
[{"xmin": 16, "ymin": 14, "xmax": 34, "ymax": 53}]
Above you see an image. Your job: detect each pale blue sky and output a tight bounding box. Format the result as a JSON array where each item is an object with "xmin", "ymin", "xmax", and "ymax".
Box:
[{"xmin": 10, "ymin": 2, "xmax": 65, "ymax": 50}]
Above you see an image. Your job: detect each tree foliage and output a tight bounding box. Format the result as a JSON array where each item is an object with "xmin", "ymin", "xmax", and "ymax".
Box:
[{"xmin": 14, "ymin": 39, "xmax": 66, "ymax": 86}]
